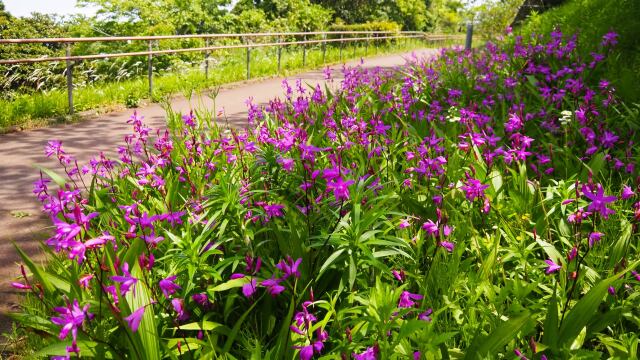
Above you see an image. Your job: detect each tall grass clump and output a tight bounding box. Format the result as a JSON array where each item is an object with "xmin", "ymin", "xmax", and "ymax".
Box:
[{"xmin": 6, "ymin": 29, "xmax": 640, "ymax": 359}]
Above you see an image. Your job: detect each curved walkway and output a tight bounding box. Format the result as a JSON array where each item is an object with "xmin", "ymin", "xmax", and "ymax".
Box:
[{"xmin": 0, "ymin": 48, "xmax": 437, "ymax": 332}]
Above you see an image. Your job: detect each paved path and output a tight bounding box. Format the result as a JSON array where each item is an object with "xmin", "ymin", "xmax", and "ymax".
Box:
[{"xmin": 0, "ymin": 49, "xmax": 436, "ymax": 332}]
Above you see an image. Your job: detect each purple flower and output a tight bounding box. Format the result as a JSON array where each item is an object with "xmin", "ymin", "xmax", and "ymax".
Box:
[
  {"xmin": 192, "ymin": 293, "xmax": 210, "ymax": 307},
  {"xmin": 171, "ymin": 298, "xmax": 190, "ymax": 321},
  {"xmin": 326, "ymin": 177, "xmax": 355, "ymax": 202},
  {"xmin": 231, "ymin": 274, "xmax": 258, "ymax": 298},
  {"xmin": 582, "ymin": 184, "xmax": 617, "ymax": 219},
  {"xmin": 159, "ymin": 275, "xmax": 181, "ymax": 298},
  {"xmin": 422, "ymin": 220, "xmax": 439, "ymax": 236},
  {"xmin": 601, "ymin": 31, "xmax": 618, "ymax": 47},
  {"xmin": 438, "ymin": 241, "xmax": 455, "ymax": 253},
  {"xmin": 51, "ymin": 299, "xmax": 93, "ymax": 343},
  {"xmin": 264, "ymin": 203, "xmax": 285, "ymax": 219},
  {"xmin": 398, "ymin": 291, "xmax": 423, "ymax": 308},
  {"xmin": 277, "ymin": 256, "xmax": 302, "ymax": 279},
  {"xmin": 544, "ymin": 259, "xmax": 562, "ymax": 274},
  {"xmin": 11, "ymin": 282, "xmax": 31, "ymax": 290},
  {"xmin": 353, "ymin": 346, "xmax": 379, "ymax": 360},
  {"xmin": 460, "ymin": 178, "xmax": 490, "ymax": 202},
  {"xmin": 125, "ymin": 306, "xmax": 145, "ymax": 332},
  {"xmin": 600, "ymin": 131, "xmax": 619, "ymax": 149},
  {"xmin": 44, "ymin": 140, "xmax": 64, "ymax": 158},
  {"xmin": 278, "ymin": 157, "xmax": 295, "ymax": 172},
  {"xmin": 588, "ymin": 232, "xmax": 604, "ymax": 247},
  {"xmin": 621, "ymin": 185, "xmax": 635, "ymax": 200},
  {"xmin": 261, "ymin": 277, "xmax": 286, "ymax": 296},
  {"xmin": 418, "ymin": 308, "xmax": 433, "ymax": 322},
  {"xmin": 297, "ymin": 345, "xmax": 314, "ymax": 360},
  {"xmin": 392, "ymin": 269, "xmax": 405, "ymax": 282},
  {"xmin": 110, "ymin": 262, "xmax": 138, "ymax": 297},
  {"xmin": 399, "ymin": 218, "xmax": 411, "ymax": 229}
]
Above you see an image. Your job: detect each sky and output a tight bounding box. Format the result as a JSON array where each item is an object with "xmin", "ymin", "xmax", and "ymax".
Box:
[
  {"xmin": 3, "ymin": 0, "xmax": 97, "ymax": 17},
  {"xmin": 3, "ymin": 0, "xmax": 487, "ymax": 18}
]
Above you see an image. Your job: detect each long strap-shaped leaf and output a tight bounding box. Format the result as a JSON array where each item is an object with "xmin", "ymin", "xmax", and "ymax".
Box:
[
  {"xmin": 557, "ymin": 259, "xmax": 640, "ymax": 346},
  {"xmin": 464, "ymin": 311, "xmax": 533, "ymax": 359}
]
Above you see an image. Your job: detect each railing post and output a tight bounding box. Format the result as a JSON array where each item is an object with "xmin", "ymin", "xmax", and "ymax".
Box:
[
  {"xmin": 302, "ymin": 35, "xmax": 306, "ymax": 67},
  {"xmin": 204, "ymin": 38, "xmax": 210, "ymax": 79},
  {"xmin": 147, "ymin": 40, "xmax": 153, "ymax": 98},
  {"xmin": 465, "ymin": 22, "xmax": 473, "ymax": 51},
  {"xmin": 65, "ymin": 43, "xmax": 73, "ymax": 115},
  {"xmin": 246, "ymin": 38, "xmax": 251, "ymax": 80},
  {"xmin": 277, "ymin": 36, "xmax": 282, "ymax": 74},
  {"xmin": 339, "ymin": 34, "xmax": 343, "ymax": 62},
  {"xmin": 322, "ymin": 33, "xmax": 326, "ymax": 64}
]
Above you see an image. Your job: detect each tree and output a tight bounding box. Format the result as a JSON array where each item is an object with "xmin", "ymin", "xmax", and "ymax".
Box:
[
  {"xmin": 311, "ymin": 0, "xmax": 430, "ymax": 30},
  {"xmin": 78, "ymin": 0, "xmax": 233, "ymax": 35}
]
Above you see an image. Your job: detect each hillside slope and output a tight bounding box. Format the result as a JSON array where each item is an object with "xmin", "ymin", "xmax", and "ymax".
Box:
[{"xmin": 517, "ymin": 0, "xmax": 640, "ymax": 102}]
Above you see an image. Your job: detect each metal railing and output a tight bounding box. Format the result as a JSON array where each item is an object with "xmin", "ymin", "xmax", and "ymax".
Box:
[{"xmin": 0, "ymin": 31, "xmax": 467, "ymax": 114}]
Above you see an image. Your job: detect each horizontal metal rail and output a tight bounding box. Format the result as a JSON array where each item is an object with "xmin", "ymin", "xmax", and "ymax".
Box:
[
  {"xmin": 0, "ymin": 34, "xmax": 463, "ymax": 65},
  {"xmin": 0, "ymin": 30, "xmax": 432, "ymax": 44},
  {"xmin": 0, "ymin": 30, "xmax": 467, "ymax": 115}
]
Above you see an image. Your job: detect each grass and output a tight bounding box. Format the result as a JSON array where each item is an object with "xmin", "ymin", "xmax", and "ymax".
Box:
[{"xmin": 0, "ymin": 38, "xmax": 460, "ymax": 132}]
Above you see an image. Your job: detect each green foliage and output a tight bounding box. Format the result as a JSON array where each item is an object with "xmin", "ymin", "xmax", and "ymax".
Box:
[
  {"xmin": 6, "ymin": 30, "xmax": 640, "ymax": 359},
  {"xmin": 329, "ymin": 20, "xmax": 401, "ymax": 32},
  {"xmin": 313, "ymin": 0, "xmax": 430, "ymax": 30},
  {"xmin": 517, "ymin": 0, "xmax": 640, "ymax": 102},
  {"xmin": 427, "ymin": 0, "xmax": 466, "ymax": 33},
  {"xmin": 472, "ymin": 0, "xmax": 523, "ymax": 38}
]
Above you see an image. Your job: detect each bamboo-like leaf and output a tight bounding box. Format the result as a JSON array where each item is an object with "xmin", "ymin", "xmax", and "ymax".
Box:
[
  {"xmin": 542, "ymin": 287, "xmax": 559, "ymax": 350},
  {"xmin": 14, "ymin": 243, "xmax": 55, "ymax": 293},
  {"xmin": 558, "ymin": 260, "xmax": 640, "ymax": 346},
  {"xmin": 210, "ymin": 276, "xmax": 251, "ymax": 292},
  {"xmin": 34, "ymin": 164, "xmax": 67, "ymax": 187},
  {"xmin": 126, "ymin": 263, "xmax": 161, "ymax": 360},
  {"xmin": 464, "ymin": 311, "xmax": 533, "ymax": 359}
]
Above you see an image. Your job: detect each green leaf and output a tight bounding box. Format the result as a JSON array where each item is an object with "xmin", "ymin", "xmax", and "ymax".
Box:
[
  {"xmin": 174, "ymin": 321, "xmax": 224, "ymax": 331},
  {"xmin": 210, "ymin": 276, "xmax": 251, "ymax": 292},
  {"xmin": 348, "ymin": 254, "xmax": 356, "ymax": 290},
  {"xmin": 570, "ymin": 326, "xmax": 587, "ymax": 350},
  {"xmin": 34, "ymin": 164, "xmax": 67, "ymax": 187},
  {"xmin": 34, "ymin": 340, "xmax": 111, "ymax": 358},
  {"xmin": 127, "ymin": 263, "xmax": 161, "ymax": 360},
  {"xmin": 318, "ymin": 248, "xmax": 345, "ymax": 277},
  {"xmin": 14, "ymin": 243, "xmax": 55, "ymax": 293},
  {"xmin": 222, "ymin": 298, "xmax": 259, "ymax": 353},
  {"xmin": 558, "ymin": 260, "xmax": 640, "ymax": 346},
  {"xmin": 465, "ymin": 311, "xmax": 533, "ymax": 359},
  {"xmin": 542, "ymin": 288, "xmax": 559, "ymax": 349}
]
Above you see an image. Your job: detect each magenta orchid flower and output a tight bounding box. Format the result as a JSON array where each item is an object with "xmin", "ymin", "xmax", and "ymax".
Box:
[
  {"xmin": 277, "ymin": 256, "xmax": 302, "ymax": 279},
  {"xmin": 125, "ymin": 306, "xmax": 145, "ymax": 332},
  {"xmin": 398, "ymin": 291, "xmax": 423, "ymax": 308},
  {"xmin": 582, "ymin": 184, "xmax": 617, "ymax": 219},
  {"xmin": 159, "ymin": 275, "xmax": 181, "ymax": 298},
  {"xmin": 110, "ymin": 262, "xmax": 138, "ymax": 297},
  {"xmin": 544, "ymin": 259, "xmax": 562, "ymax": 274},
  {"xmin": 326, "ymin": 177, "xmax": 355, "ymax": 202}
]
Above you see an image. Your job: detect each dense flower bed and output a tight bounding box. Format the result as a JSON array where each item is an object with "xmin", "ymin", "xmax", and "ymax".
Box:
[{"xmin": 12, "ymin": 30, "xmax": 640, "ymax": 359}]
